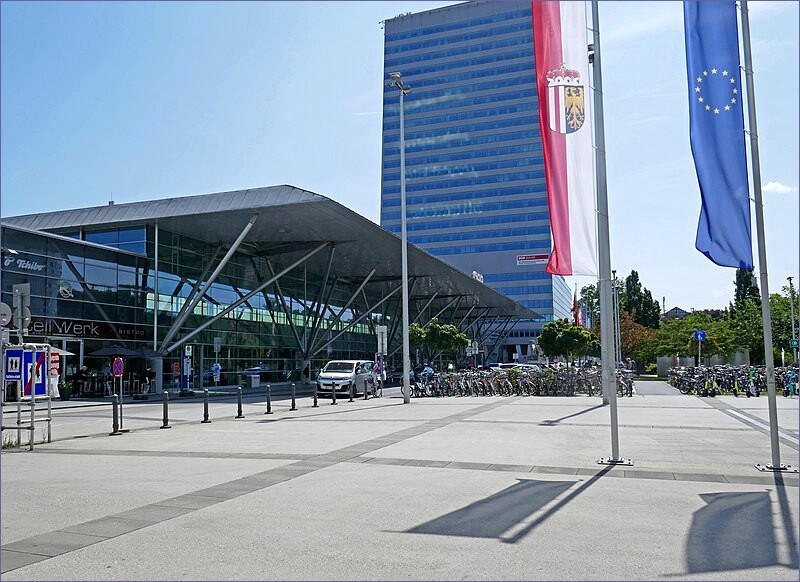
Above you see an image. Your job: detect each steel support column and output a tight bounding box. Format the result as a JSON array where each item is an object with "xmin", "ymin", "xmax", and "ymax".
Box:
[
  {"xmin": 308, "ymin": 269, "xmax": 376, "ymax": 354},
  {"xmin": 160, "ymin": 216, "xmax": 257, "ymax": 349},
  {"xmin": 165, "ymin": 242, "xmax": 328, "ymax": 354},
  {"xmin": 312, "ymin": 285, "xmax": 402, "ymax": 357}
]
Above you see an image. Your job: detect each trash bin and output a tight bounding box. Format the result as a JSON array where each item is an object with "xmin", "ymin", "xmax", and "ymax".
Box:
[{"xmin": 249, "ymin": 374, "xmax": 260, "ymax": 389}]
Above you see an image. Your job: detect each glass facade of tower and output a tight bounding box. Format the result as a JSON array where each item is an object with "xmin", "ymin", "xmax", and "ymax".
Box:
[{"xmin": 380, "ymin": 1, "xmax": 572, "ymax": 360}]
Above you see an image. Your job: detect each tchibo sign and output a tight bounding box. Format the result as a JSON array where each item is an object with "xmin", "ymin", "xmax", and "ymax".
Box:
[{"xmin": 3, "ymin": 254, "xmax": 46, "ymax": 272}]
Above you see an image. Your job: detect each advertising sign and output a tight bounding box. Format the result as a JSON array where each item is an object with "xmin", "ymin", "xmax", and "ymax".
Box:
[
  {"xmin": 49, "ymin": 353, "xmax": 60, "ymax": 377},
  {"xmin": 376, "ymin": 325, "xmax": 387, "ymax": 355},
  {"xmin": 516, "ymin": 254, "xmax": 549, "ymax": 266},
  {"xmin": 181, "ymin": 346, "xmax": 192, "ymax": 391}
]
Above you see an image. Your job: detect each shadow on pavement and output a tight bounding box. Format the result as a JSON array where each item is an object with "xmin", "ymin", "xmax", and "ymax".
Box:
[
  {"xmin": 773, "ymin": 473, "xmax": 800, "ymax": 571},
  {"xmin": 684, "ymin": 491, "xmax": 781, "ymax": 573},
  {"xmin": 539, "ymin": 403, "xmax": 606, "ymax": 426},
  {"xmin": 406, "ymin": 479, "xmax": 574, "ymax": 540}
]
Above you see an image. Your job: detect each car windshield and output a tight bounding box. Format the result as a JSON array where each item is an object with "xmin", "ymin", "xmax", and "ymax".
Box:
[{"xmin": 323, "ymin": 362, "xmax": 355, "ymax": 373}]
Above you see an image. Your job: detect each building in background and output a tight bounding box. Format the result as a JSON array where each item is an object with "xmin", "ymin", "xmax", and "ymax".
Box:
[{"xmin": 380, "ymin": 0, "xmax": 572, "ymax": 362}]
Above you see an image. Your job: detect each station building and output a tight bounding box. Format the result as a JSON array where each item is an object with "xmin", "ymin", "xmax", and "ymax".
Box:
[{"xmin": 1, "ymin": 185, "xmax": 536, "ymax": 393}]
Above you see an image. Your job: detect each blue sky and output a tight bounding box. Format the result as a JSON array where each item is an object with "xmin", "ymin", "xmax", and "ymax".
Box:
[{"xmin": 2, "ymin": 1, "xmax": 798, "ymax": 311}]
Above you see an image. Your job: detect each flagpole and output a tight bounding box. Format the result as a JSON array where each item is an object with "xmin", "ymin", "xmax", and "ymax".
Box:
[
  {"xmin": 740, "ymin": 1, "xmax": 795, "ymax": 472},
  {"xmin": 590, "ymin": 0, "xmax": 629, "ymax": 466}
]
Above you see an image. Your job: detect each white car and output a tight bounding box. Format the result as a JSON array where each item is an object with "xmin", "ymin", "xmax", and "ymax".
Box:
[
  {"xmin": 316, "ymin": 360, "xmax": 376, "ymax": 397},
  {"xmin": 499, "ymin": 363, "xmax": 541, "ymax": 372}
]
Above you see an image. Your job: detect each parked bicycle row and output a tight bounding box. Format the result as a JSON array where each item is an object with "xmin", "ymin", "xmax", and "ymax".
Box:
[
  {"xmin": 406, "ymin": 367, "xmax": 635, "ymax": 398},
  {"xmin": 668, "ymin": 365, "xmax": 798, "ymax": 397}
]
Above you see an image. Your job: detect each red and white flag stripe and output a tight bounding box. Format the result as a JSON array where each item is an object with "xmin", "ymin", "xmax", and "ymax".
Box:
[{"xmin": 532, "ymin": 1, "xmax": 598, "ymax": 276}]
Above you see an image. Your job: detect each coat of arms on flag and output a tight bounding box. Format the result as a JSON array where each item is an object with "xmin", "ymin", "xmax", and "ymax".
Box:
[{"xmin": 547, "ymin": 64, "xmax": 585, "ymax": 134}]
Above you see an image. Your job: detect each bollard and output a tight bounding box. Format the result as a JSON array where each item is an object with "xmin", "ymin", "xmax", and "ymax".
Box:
[
  {"xmin": 201, "ymin": 389, "xmax": 211, "ymax": 423},
  {"xmin": 47, "ymin": 395, "xmax": 52, "ymax": 443},
  {"xmin": 160, "ymin": 390, "xmax": 171, "ymax": 429},
  {"xmin": 110, "ymin": 394, "xmax": 122, "ymax": 435},
  {"xmin": 290, "ymin": 383, "xmax": 297, "ymax": 411},
  {"xmin": 265, "ymin": 384, "xmax": 273, "ymax": 414},
  {"xmin": 235, "ymin": 388, "xmax": 244, "ymax": 418},
  {"xmin": 349, "ymin": 382, "xmax": 354, "ymax": 402},
  {"xmin": 30, "ymin": 390, "xmax": 36, "ymax": 450},
  {"xmin": 118, "ymin": 384, "xmax": 124, "ymax": 431},
  {"xmin": 312, "ymin": 382, "xmax": 318, "ymax": 407},
  {"xmin": 331, "ymin": 384, "xmax": 338, "ymax": 405},
  {"xmin": 364, "ymin": 378, "xmax": 369, "ymax": 400}
]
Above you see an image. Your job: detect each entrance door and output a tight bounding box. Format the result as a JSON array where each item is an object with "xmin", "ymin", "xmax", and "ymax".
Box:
[{"xmin": 52, "ymin": 337, "xmax": 84, "ymax": 391}]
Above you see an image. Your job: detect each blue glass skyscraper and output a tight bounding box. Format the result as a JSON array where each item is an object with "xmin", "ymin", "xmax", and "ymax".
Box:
[{"xmin": 380, "ymin": 1, "xmax": 573, "ymax": 361}]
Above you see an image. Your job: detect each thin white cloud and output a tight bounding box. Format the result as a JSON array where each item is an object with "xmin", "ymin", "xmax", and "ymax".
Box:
[{"xmin": 762, "ymin": 181, "xmax": 798, "ymax": 193}]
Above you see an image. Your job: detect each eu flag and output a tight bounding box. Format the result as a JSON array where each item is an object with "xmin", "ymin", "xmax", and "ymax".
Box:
[{"xmin": 684, "ymin": 1, "xmax": 753, "ymax": 269}]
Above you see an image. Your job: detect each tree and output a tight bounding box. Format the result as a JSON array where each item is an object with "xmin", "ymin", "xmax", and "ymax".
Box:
[
  {"xmin": 408, "ymin": 318, "xmax": 469, "ymax": 368},
  {"xmin": 619, "ymin": 311, "xmax": 657, "ymax": 363},
  {"xmin": 649, "ymin": 313, "xmax": 737, "ymax": 363},
  {"xmin": 621, "ymin": 270, "xmax": 661, "ymax": 328},
  {"xmin": 733, "ymin": 268, "xmax": 760, "ymax": 307},
  {"xmin": 538, "ymin": 318, "xmax": 595, "ymax": 360}
]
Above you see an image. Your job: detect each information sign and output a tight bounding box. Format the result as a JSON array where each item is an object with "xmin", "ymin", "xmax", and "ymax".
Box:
[{"xmin": 4, "ymin": 348, "xmax": 23, "ymax": 381}]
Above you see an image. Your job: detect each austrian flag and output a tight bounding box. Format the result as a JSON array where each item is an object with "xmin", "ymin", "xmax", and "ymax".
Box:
[{"xmin": 532, "ymin": 1, "xmax": 598, "ymax": 276}]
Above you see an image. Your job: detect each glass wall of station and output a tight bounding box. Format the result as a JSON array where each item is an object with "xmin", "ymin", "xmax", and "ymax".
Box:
[{"xmin": 2, "ymin": 224, "xmax": 386, "ymax": 389}]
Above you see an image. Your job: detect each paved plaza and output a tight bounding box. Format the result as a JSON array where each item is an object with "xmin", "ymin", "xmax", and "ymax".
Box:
[{"xmin": 1, "ymin": 382, "xmax": 798, "ymax": 580}]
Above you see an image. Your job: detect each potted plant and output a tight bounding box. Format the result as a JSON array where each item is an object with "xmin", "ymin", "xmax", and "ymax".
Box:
[{"xmin": 60, "ymin": 380, "xmax": 72, "ymax": 401}]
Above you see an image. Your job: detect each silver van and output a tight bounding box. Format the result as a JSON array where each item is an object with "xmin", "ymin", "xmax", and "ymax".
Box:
[{"xmin": 316, "ymin": 360, "xmax": 376, "ymax": 397}]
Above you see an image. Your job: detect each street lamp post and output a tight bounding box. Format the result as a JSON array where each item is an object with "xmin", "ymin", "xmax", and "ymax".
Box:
[
  {"xmin": 789, "ymin": 276, "xmax": 798, "ymax": 365},
  {"xmin": 388, "ymin": 72, "xmax": 412, "ymax": 404}
]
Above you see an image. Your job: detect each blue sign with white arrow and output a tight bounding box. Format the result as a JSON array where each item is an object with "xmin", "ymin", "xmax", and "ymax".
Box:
[{"xmin": 694, "ymin": 330, "xmax": 707, "ymax": 342}]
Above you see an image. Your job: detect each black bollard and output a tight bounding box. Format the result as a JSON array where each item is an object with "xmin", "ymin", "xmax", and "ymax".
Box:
[
  {"xmin": 312, "ymin": 382, "xmax": 318, "ymax": 408},
  {"xmin": 236, "ymin": 388, "xmax": 244, "ymax": 418},
  {"xmin": 364, "ymin": 378, "xmax": 369, "ymax": 400},
  {"xmin": 118, "ymin": 380, "xmax": 124, "ymax": 430},
  {"xmin": 202, "ymin": 389, "xmax": 211, "ymax": 423},
  {"xmin": 160, "ymin": 390, "xmax": 171, "ymax": 429},
  {"xmin": 265, "ymin": 384, "xmax": 273, "ymax": 414},
  {"xmin": 349, "ymin": 382, "xmax": 354, "ymax": 402},
  {"xmin": 290, "ymin": 383, "xmax": 297, "ymax": 411},
  {"xmin": 109, "ymin": 394, "xmax": 122, "ymax": 436},
  {"xmin": 331, "ymin": 384, "xmax": 338, "ymax": 405}
]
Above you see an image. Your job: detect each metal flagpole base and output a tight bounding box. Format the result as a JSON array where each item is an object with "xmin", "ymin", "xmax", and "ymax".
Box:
[
  {"xmin": 597, "ymin": 457, "xmax": 633, "ymax": 466},
  {"xmin": 755, "ymin": 463, "xmax": 798, "ymax": 473}
]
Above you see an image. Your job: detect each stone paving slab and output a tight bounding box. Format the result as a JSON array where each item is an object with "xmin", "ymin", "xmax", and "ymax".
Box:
[{"xmin": 1, "ymin": 391, "xmax": 798, "ymax": 580}]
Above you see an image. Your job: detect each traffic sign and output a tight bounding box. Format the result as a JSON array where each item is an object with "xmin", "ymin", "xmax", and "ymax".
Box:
[
  {"xmin": 112, "ymin": 357, "xmax": 124, "ymax": 378},
  {"xmin": 693, "ymin": 330, "xmax": 707, "ymax": 341},
  {"xmin": 791, "ymin": 339, "xmax": 799, "ymax": 349},
  {"xmin": 22, "ymin": 351, "xmax": 47, "ymax": 396},
  {"xmin": 0, "ymin": 302, "xmax": 11, "ymax": 326}
]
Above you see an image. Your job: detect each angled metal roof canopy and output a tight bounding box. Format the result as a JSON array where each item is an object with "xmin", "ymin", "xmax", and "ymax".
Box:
[{"xmin": 4, "ymin": 184, "xmax": 539, "ymax": 320}]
